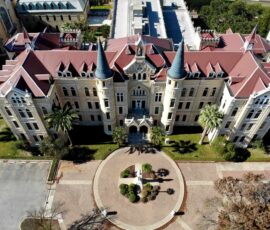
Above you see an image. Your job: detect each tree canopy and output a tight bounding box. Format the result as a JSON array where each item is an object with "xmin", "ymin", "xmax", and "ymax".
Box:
[
  {"xmin": 199, "ymin": 0, "xmax": 270, "ymax": 37},
  {"xmin": 199, "ymin": 173, "xmax": 270, "ymax": 230}
]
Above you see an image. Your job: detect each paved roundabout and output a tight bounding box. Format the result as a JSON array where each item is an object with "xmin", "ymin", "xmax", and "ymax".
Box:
[{"xmin": 93, "ymin": 147, "xmax": 185, "ymax": 230}]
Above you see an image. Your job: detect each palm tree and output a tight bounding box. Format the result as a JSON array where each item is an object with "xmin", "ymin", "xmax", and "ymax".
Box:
[
  {"xmin": 45, "ymin": 103, "xmax": 79, "ymax": 145},
  {"xmin": 112, "ymin": 127, "xmax": 127, "ymax": 147},
  {"xmin": 198, "ymin": 104, "xmax": 223, "ymax": 145},
  {"xmin": 151, "ymin": 127, "xmax": 165, "ymax": 147}
]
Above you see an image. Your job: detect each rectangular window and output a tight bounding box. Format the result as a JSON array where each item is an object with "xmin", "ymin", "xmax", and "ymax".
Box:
[
  {"xmin": 119, "ymin": 107, "xmax": 123, "ymax": 114},
  {"xmin": 39, "ymin": 135, "xmax": 44, "ymax": 140},
  {"xmin": 26, "ymin": 123, "xmax": 32, "ymax": 130},
  {"xmin": 95, "ymin": 102, "xmax": 100, "ymax": 109},
  {"xmin": 33, "ymin": 123, "xmax": 39, "ymax": 130},
  {"xmin": 175, "ymin": 115, "xmax": 180, "ymax": 121},
  {"xmin": 91, "ymin": 115, "xmax": 95, "ymax": 121},
  {"xmin": 239, "ymin": 136, "xmax": 245, "ymax": 142},
  {"xmin": 170, "ymin": 99, "xmax": 175, "ymax": 107},
  {"xmin": 178, "ymin": 102, "xmax": 183, "ymax": 109},
  {"xmin": 13, "ymin": 121, "xmax": 19, "ymax": 128},
  {"xmin": 106, "ymin": 112, "xmax": 110, "ymax": 119},
  {"xmin": 185, "ymin": 102, "xmax": 190, "ymax": 109},
  {"xmin": 120, "ymin": 120, "xmax": 124, "ymax": 126},
  {"xmin": 104, "ymin": 99, "xmax": 109, "ymax": 108},
  {"xmin": 102, "ymin": 82, "xmax": 106, "ymax": 87},
  {"xmin": 199, "ymin": 102, "xmax": 204, "ymax": 109},
  {"xmin": 33, "ymin": 135, "xmax": 39, "ymax": 142},
  {"xmin": 260, "ymin": 122, "xmax": 266, "ymax": 129},
  {"xmin": 174, "ymin": 82, "xmax": 178, "ymax": 88},
  {"xmin": 233, "ymin": 136, "xmax": 239, "ymax": 142},
  {"xmin": 168, "ymin": 112, "xmax": 173, "ymax": 120},
  {"xmin": 21, "ymin": 133, "xmax": 27, "ymax": 140},
  {"xmin": 240, "ymin": 123, "xmax": 246, "ymax": 131},
  {"xmin": 108, "ymin": 125, "xmax": 111, "ymax": 131},
  {"xmin": 155, "ymin": 93, "xmax": 162, "ymax": 102},
  {"xmin": 74, "ymin": 101, "xmax": 79, "ymax": 109},
  {"xmin": 165, "ymin": 125, "xmax": 170, "ymax": 131},
  {"xmin": 182, "ymin": 115, "xmax": 186, "ymax": 121},
  {"xmin": 247, "ymin": 123, "xmax": 253, "ymax": 131},
  {"xmin": 225, "ymin": 121, "xmax": 231, "ymax": 129},
  {"xmin": 154, "ymin": 107, "xmax": 159, "ymax": 114},
  {"xmin": 87, "ymin": 102, "xmax": 92, "ymax": 109},
  {"xmin": 194, "ymin": 115, "xmax": 199, "ymax": 121},
  {"xmin": 98, "ymin": 115, "xmax": 102, "ymax": 121}
]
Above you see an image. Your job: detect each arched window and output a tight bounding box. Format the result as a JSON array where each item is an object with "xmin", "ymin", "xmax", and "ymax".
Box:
[
  {"xmin": 42, "ymin": 107, "xmax": 48, "ymax": 115},
  {"xmin": 231, "ymin": 108, "xmax": 238, "ymax": 117},
  {"xmin": 5, "ymin": 107, "xmax": 12, "ymax": 116},
  {"xmin": 254, "ymin": 110, "xmax": 262, "ymax": 119},
  {"xmin": 143, "ymin": 73, "xmax": 147, "ymax": 80},
  {"xmin": 16, "ymin": 97, "xmax": 21, "ymax": 103},
  {"xmin": 133, "ymin": 73, "xmax": 136, "ymax": 80},
  {"xmin": 63, "ymin": 87, "xmax": 69, "ymax": 96},
  {"xmin": 189, "ymin": 88, "xmax": 194, "ymax": 97},
  {"xmin": 18, "ymin": 109, "xmax": 26, "ymax": 118},
  {"xmin": 202, "ymin": 88, "xmax": 208, "ymax": 96},
  {"xmin": 26, "ymin": 109, "xmax": 33, "ymax": 118},
  {"xmin": 21, "ymin": 97, "xmax": 26, "ymax": 103},
  {"xmin": 138, "ymin": 73, "xmax": 141, "ymax": 80},
  {"xmin": 181, "ymin": 88, "xmax": 186, "ymax": 97},
  {"xmin": 247, "ymin": 110, "xmax": 254, "ymax": 119},
  {"xmin": 70, "ymin": 87, "xmax": 76, "ymax": 96},
  {"xmin": 211, "ymin": 87, "xmax": 216, "ymax": 97},
  {"xmin": 93, "ymin": 87, "xmax": 97, "ymax": 96},
  {"xmin": 11, "ymin": 97, "xmax": 16, "ymax": 103},
  {"xmin": 85, "ymin": 87, "xmax": 90, "ymax": 96}
]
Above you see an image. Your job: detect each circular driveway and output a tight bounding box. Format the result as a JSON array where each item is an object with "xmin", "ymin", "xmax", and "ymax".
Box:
[{"xmin": 93, "ymin": 148, "xmax": 185, "ymax": 230}]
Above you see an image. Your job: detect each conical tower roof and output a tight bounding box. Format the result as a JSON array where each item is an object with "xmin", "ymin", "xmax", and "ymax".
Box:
[
  {"xmin": 168, "ymin": 40, "xmax": 186, "ymax": 79},
  {"xmin": 95, "ymin": 40, "xmax": 113, "ymax": 80}
]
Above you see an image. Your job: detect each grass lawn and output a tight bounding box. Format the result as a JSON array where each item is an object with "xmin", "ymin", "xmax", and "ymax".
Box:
[
  {"xmin": 90, "ymin": 5, "xmax": 112, "ymax": 10},
  {"xmin": 162, "ymin": 133, "xmax": 270, "ymax": 162},
  {"xmin": 84, "ymin": 143, "xmax": 118, "ymax": 160}
]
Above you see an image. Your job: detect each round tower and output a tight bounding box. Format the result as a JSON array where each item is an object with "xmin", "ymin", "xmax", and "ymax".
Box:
[
  {"xmin": 95, "ymin": 40, "xmax": 116, "ymax": 135},
  {"xmin": 161, "ymin": 40, "xmax": 186, "ymax": 134}
]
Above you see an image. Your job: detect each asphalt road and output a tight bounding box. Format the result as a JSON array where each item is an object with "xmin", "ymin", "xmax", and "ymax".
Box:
[{"xmin": 0, "ymin": 161, "xmax": 50, "ymax": 230}]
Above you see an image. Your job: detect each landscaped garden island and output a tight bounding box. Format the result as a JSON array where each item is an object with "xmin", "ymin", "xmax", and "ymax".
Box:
[{"xmin": 93, "ymin": 148, "xmax": 185, "ymax": 230}]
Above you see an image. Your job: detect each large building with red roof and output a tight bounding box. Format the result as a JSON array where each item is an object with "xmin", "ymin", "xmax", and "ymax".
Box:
[{"xmin": 0, "ymin": 27, "xmax": 270, "ymax": 147}]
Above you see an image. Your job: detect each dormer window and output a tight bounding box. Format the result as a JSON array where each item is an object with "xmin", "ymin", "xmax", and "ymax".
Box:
[
  {"xmin": 57, "ymin": 71, "xmax": 62, "ymax": 77},
  {"xmin": 81, "ymin": 72, "xmax": 87, "ymax": 78},
  {"xmin": 66, "ymin": 71, "xmax": 72, "ymax": 77},
  {"xmin": 208, "ymin": 72, "xmax": 215, "ymax": 78},
  {"xmin": 89, "ymin": 72, "xmax": 94, "ymax": 78},
  {"xmin": 217, "ymin": 72, "xmax": 224, "ymax": 78}
]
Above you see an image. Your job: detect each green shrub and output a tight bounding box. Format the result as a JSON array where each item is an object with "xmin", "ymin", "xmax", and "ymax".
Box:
[
  {"xmin": 223, "ymin": 142, "xmax": 236, "ymax": 161},
  {"xmin": 141, "ymin": 196, "xmax": 148, "ymax": 203},
  {"xmin": 128, "ymin": 183, "xmax": 136, "ymax": 194},
  {"xmin": 128, "ymin": 193, "xmax": 137, "ymax": 203},
  {"xmin": 142, "ymin": 163, "xmax": 152, "ymax": 173},
  {"xmin": 119, "ymin": 184, "xmax": 128, "ymax": 196},
  {"xmin": 143, "ymin": 183, "xmax": 153, "ymax": 192},
  {"xmin": 48, "ymin": 159, "xmax": 59, "ymax": 182},
  {"xmin": 120, "ymin": 169, "xmax": 130, "ymax": 178}
]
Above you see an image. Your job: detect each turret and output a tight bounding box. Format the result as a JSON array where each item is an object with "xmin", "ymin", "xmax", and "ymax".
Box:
[
  {"xmin": 95, "ymin": 40, "xmax": 116, "ymax": 135},
  {"xmin": 168, "ymin": 40, "xmax": 186, "ymax": 79},
  {"xmin": 161, "ymin": 40, "xmax": 186, "ymax": 134},
  {"xmin": 95, "ymin": 40, "xmax": 113, "ymax": 80}
]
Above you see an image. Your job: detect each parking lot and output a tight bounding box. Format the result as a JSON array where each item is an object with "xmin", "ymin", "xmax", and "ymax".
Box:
[{"xmin": 0, "ymin": 160, "xmax": 50, "ymax": 230}]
